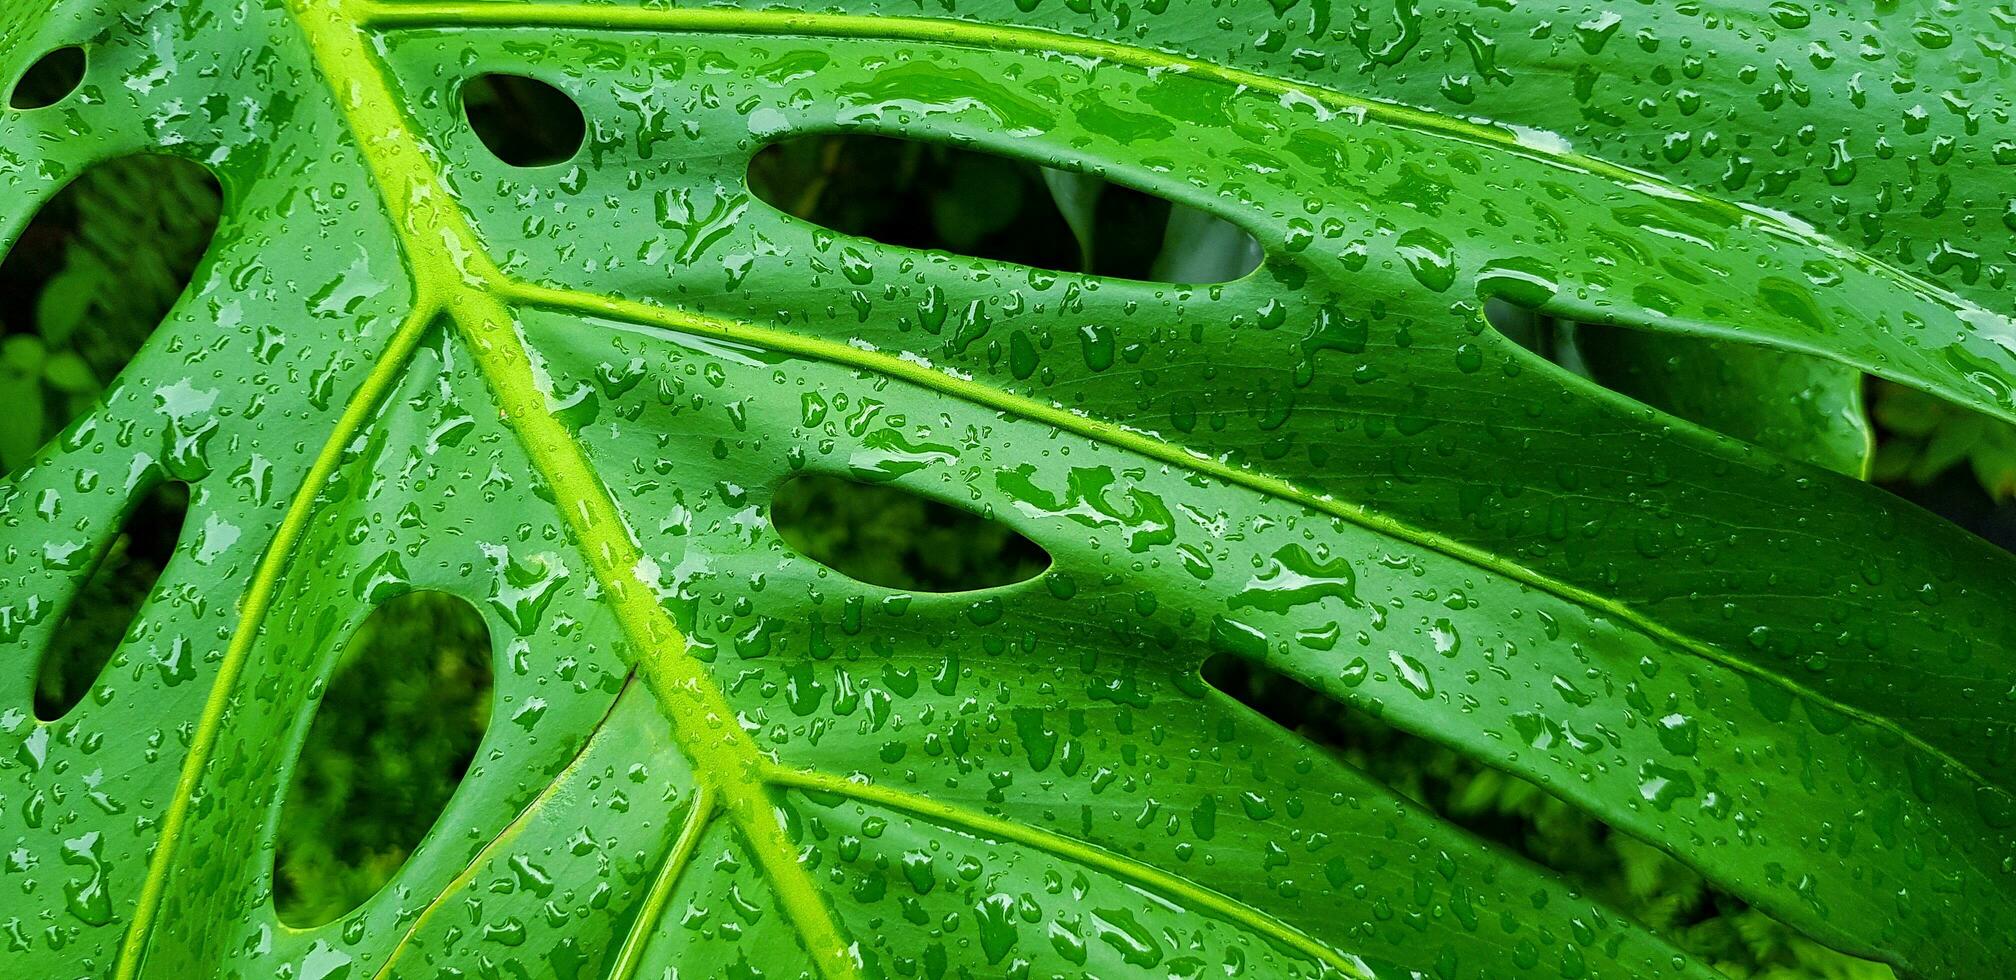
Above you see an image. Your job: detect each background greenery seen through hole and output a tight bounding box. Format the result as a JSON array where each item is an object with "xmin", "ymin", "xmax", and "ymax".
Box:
[
  {"xmin": 1205, "ymin": 656, "xmax": 1896, "ymax": 979},
  {"xmin": 32, "ymin": 481, "xmax": 188, "ymax": 721},
  {"xmin": 272, "ymin": 592, "xmax": 493, "ymax": 927},
  {"xmin": 747, "ymin": 133, "xmax": 1262, "ymax": 282},
  {"xmin": 771, "ymin": 474, "xmax": 1049, "ymax": 592},
  {"xmin": 10, "ymin": 127, "xmax": 2010, "ymax": 971},
  {"xmin": 8, "ymin": 45, "xmax": 86, "ymax": 110},
  {"xmin": 1487, "ymin": 302, "xmax": 2016, "ymax": 547},
  {"xmin": 460, "ymin": 72, "xmax": 585, "ymax": 168}
]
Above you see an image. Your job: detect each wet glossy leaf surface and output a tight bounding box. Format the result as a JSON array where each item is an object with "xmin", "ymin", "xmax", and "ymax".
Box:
[{"xmin": 2, "ymin": 1, "xmax": 2013, "ymax": 978}]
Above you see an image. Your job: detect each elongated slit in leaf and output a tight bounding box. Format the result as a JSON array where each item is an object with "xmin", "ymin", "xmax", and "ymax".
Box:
[
  {"xmin": 770, "ymin": 473, "xmax": 1050, "ymax": 592},
  {"xmin": 9, "ymin": 45, "xmax": 85, "ymax": 109},
  {"xmin": 1483, "ymin": 300, "xmax": 1874, "ymax": 478},
  {"xmin": 273, "ymin": 591, "xmax": 495, "ymax": 927},
  {"xmin": 1200, "ymin": 652, "xmax": 1897, "ymax": 978},
  {"xmin": 32, "ymin": 480, "xmax": 190, "ymax": 721},
  {"xmin": 0, "ymin": 155, "xmax": 222, "ymax": 475},
  {"xmin": 1487, "ymin": 300, "xmax": 2016, "ymax": 546},
  {"xmin": 747, "ymin": 133, "xmax": 1262, "ymax": 282},
  {"xmin": 462, "ymin": 73, "xmax": 585, "ymax": 167}
]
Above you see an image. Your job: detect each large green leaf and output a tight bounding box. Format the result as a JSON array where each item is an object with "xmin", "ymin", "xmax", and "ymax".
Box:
[{"xmin": 3, "ymin": 1, "xmax": 2013, "ymax": 979}]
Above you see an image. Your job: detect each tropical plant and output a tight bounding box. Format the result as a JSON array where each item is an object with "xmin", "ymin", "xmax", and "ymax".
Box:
[{"xmin": 2, "ymin": 1, "xmax": 2012, "ymax": 979}]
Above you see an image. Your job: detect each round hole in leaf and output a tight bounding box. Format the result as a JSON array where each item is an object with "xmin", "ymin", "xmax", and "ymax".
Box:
[
  {"xmin": 770, "ymin": 473, "xmax": 1050, "ymax": 592},
  {"xmin": 32, "ymin": 480, "xmax": 190, "ymax": 721},
  {"xmin": 10, "ymin": 45, "xmax": 85, "ymax": 110},
  {"xmin": 0, "ymin": 155, "xmax": 222, "ymax": 476},
  {"xmin": 272, "ymin": 591, "xmax": 495, "ymax": 927},
  {"xmin": 461, "ymin": 72, "xmax": 585, "ymax": 167}
]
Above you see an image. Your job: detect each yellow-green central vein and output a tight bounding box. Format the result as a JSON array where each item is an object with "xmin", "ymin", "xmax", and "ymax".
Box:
[
  {"xmin": 107, "ymin": 1, "xmax": 2012, "ymax": 977},
  {"xmin": 111, "ymin": 0, "xmax": 1376, "ymax": 975},
  {"xmin": 120, "ymin": 0, "xmax": 861, "ymax": 977},
  {"xmin": 286, "ymin": 2, "xmax": 863, "ymax": 975},
  {"xmin": 95, "ymin": 0, "xmax": 2016, "ymax": 977}
]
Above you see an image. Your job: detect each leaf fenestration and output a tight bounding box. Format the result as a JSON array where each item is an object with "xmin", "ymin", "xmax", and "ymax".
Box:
[
  {"xmin": 273, "ymin": 590, "xmax": 494, "ymax": 928},
  {"xmin": 771, "ymin": 472, "xmax": 1050, "ymax": 592},
  {"xmin": 749, "ymin": 133, "xmax": 1262, "ymax": 282},
  {"xmin": 8, "ymin": 44, "xmax": 84, "ymax": 109},
  {"xmin": 460, "ymin": 72, "xmax": 585, "ymax": 168},
  {"xmin": 0, "ymin": 154, "xmax": 221, "ymax": 475},
  {"xmin": 32, "ymin": 480, "xmax": 189, "ymax": 722}
]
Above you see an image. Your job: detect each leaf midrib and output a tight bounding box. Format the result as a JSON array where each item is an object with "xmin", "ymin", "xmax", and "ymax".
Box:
[
  {"xmin": 114, "ymin": 1, "xmax": 863, "ymax": 976},
  {"xmin": 110, "ymin": 2, "xmax": 1368, "ymax": 978}
]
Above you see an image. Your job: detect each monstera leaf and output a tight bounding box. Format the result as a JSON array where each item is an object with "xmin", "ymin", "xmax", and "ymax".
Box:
[{"xmin": 3, "ymin": 1, "xmax": 2014, "ymax": 978}]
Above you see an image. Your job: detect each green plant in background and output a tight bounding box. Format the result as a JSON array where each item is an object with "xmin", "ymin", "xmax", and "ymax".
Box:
[
  {"xmin": 0, "ymin": 156, "xmax": 218, "ymax": 471},
  {"xmin": 1485, "ymin": 298, "xmax": 1877, "ymax": 481},
  {"xmin": 0, "ymin": 333, "xmax": 95, "ymax": 471},
  {"xmin": 1204, "ymin": 659, "xmax": 1895, "ymax": 980},
  {"xmin": 1, "ymin": 157, "xmax": 215, "ymax": 720},
  {"xmin": 768, "ymin": 473, "xmax": 1050, "ymax": 594},
  {"xmin": 4, "ymin": 1, "xmax": 2016, "ymax": 979},
  {"xmin": 746, "ymin": 134, "xmax": 1261, "ymax": 282},
  {"xmin": 1873, "ymin": 381, "xmax": 2016, "ymax": 502},
  {"xmin": 271, "ymin": 591, "xmax": 493, "ymax": 928}
]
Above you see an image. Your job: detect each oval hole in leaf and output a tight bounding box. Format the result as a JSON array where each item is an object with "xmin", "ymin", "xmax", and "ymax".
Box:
[
  {"xmin": 273, "ymin": 591, "xmax": 494, "ymax": 927},
  {"xmin": 9, "ymin": 45, "xmax": 85, "ymax": 109},
  {"xmin": 33, "ymin": 480, "xmax": 190, "ymax": 721},
  {"xmin": 461, "ymin": 73, "xmax": 585, "ymax": 168},
  {"xmin": 748, "ymin": 133, "xmax": 1263, "ymax": 283},
  {"xmin": 770, "ymin": 473, "xmax": 1050, "ymax": 592},
  {"xmin": 1199, "ymin": 652, "xmax": 1898, "ymax": 978},
  {"xmin": 0, "ymin": 155, "xmax": 222, "ymax": 475}
]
